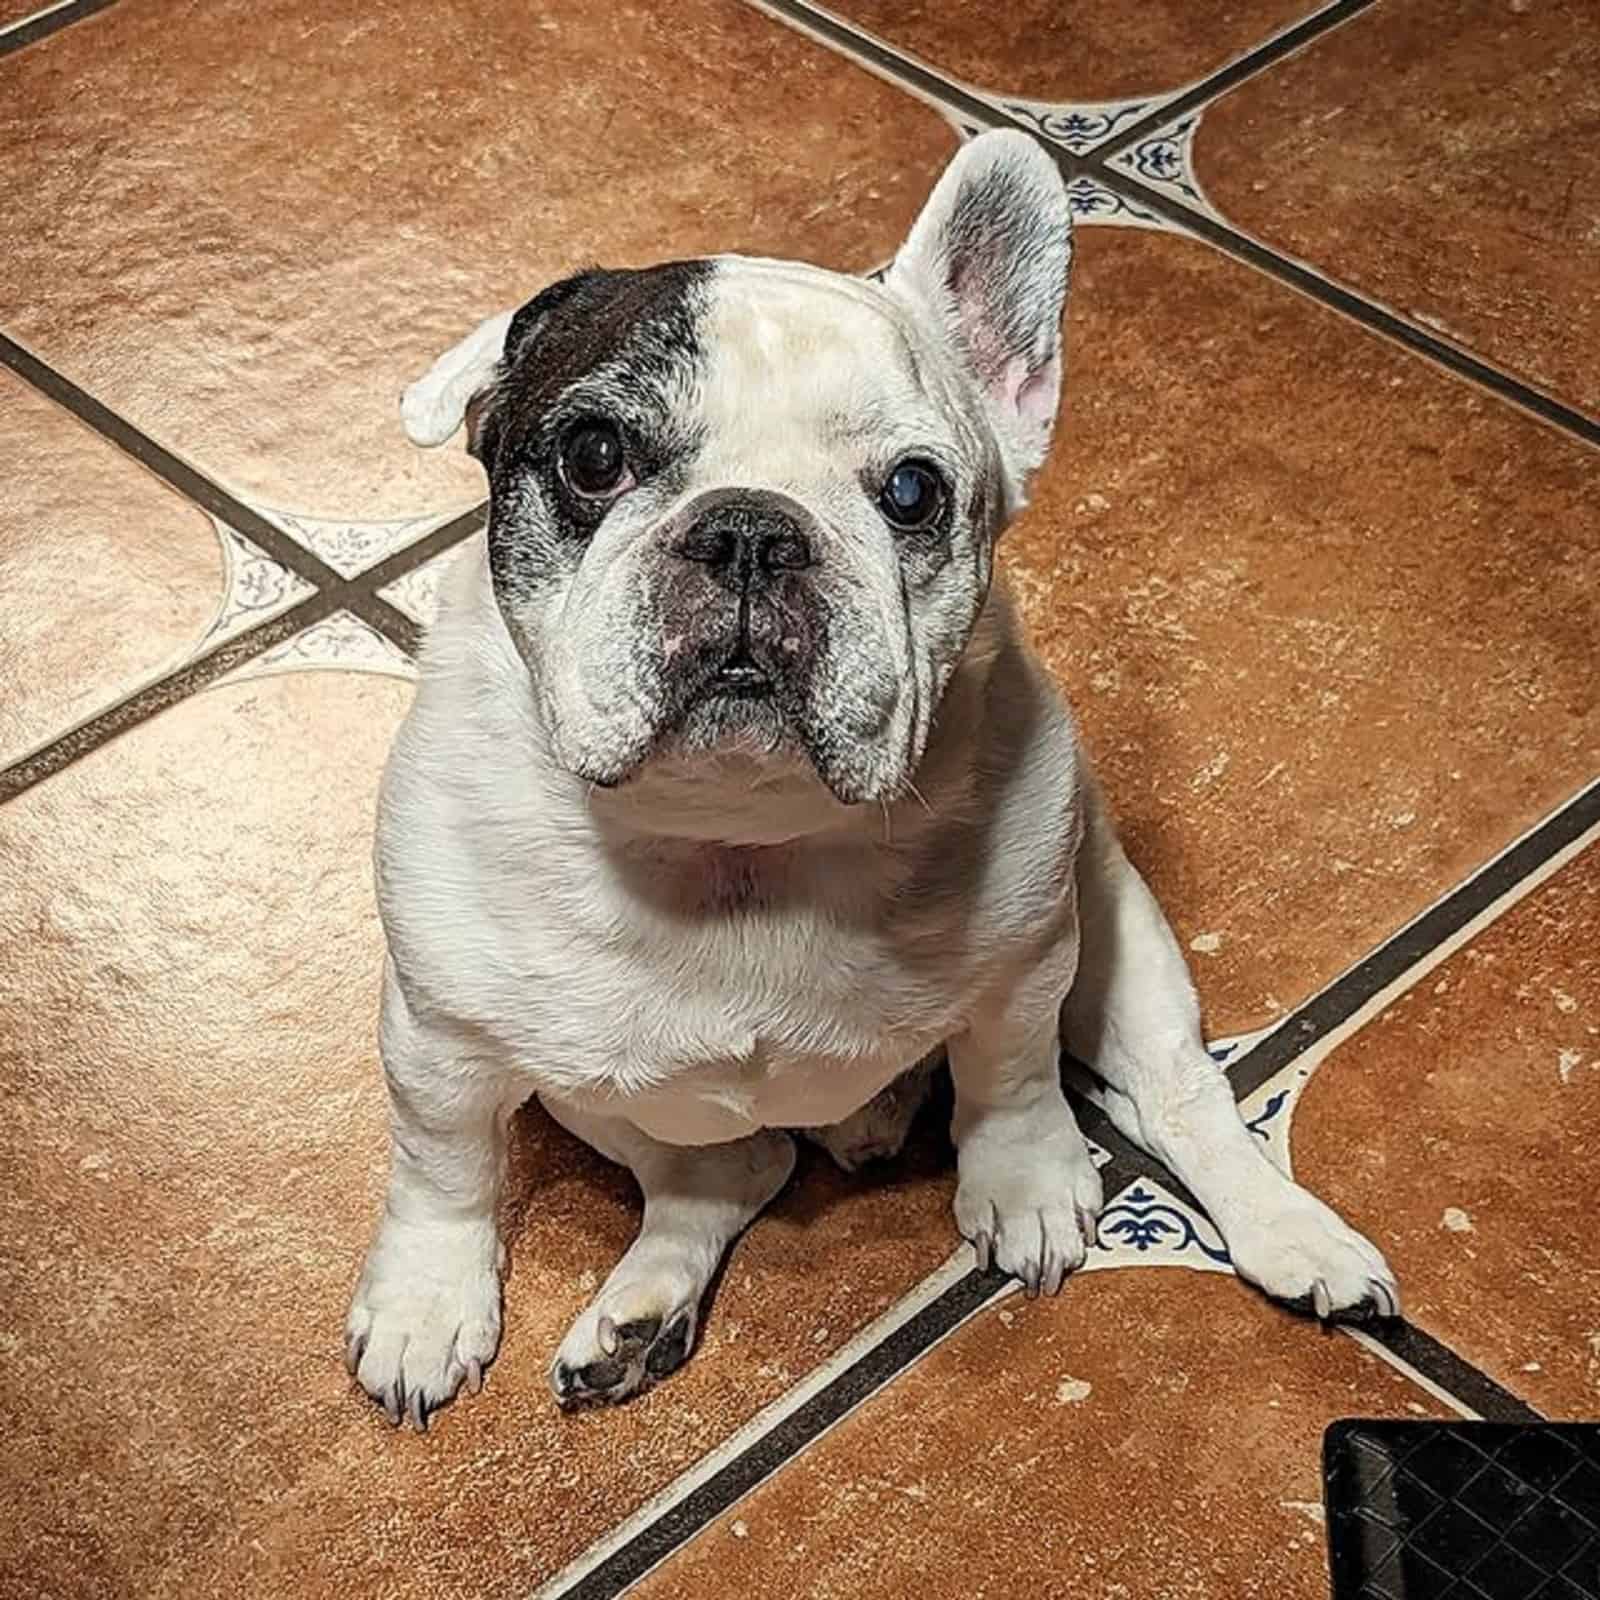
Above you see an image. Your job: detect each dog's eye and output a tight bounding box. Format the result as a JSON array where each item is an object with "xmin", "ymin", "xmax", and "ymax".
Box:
[
  {"xmin": 878, "ymin": 460, "xmax": 946, "ymax": 531},
  {"xmin": 560, "ymin": 421, "xmax": 630, "ymax": 498}
]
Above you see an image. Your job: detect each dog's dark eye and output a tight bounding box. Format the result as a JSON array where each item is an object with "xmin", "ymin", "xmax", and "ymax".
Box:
[
  {"xmin": 560, "ymin": 421, "xmax": 628, "ymax": 498},
  {"xmin": 878, "ymin": 460, "xmax": 946, "ymax": 531}
]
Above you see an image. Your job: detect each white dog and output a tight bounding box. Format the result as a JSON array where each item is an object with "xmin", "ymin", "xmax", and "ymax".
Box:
[{"xmin": 346, "ymin": 131, "xmax": 1399, "ymax": 1428}]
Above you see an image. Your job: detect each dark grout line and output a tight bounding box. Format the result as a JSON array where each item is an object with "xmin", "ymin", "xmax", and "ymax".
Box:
[
  {"xmin": 1359, "ymin": 1324, "xmax": 1545, "ymax": 1425},
  {"xmin": 1094, "ymin": 0, "xmax": 1379, "ymax": 159},
  {"xmin": 364, "ymin": 503, "xmax": 486, "ymax": 591},
  {"xmin": 0, "ymin": 331, "xmax": 468, "ymax": 657},
  {"xmin": 1082, "ymin": 171, "xmax": 1600, "ymax": 451},
  {"xmin": 0, "ymin": 331, "xmax": 345, "ymax": 590},
  {"xmin": 748, "ymin": 0, "xmax": 1016, "ymax": 135},
  {"xmin": 0, "ymin": 592, "xmax": 341, "ymax": 805},
  {"xmin": 554, "ymin": 1150, "xmax": 1144, "ymax": 1600},
  {"xmin": 1070, "ymin": 1085, "xmax": 1551, "ymax": 1426},
  {"xmin": 1226, "ymin": 777, "xmax": 1600, "ymax": 1102},
  {"xmin": 0, "ymin": 0, "xmax": 115, "ymax": 56},
  {"xmin": 0, "ymin": 332, "xmax": 492, "ymax": 798}
]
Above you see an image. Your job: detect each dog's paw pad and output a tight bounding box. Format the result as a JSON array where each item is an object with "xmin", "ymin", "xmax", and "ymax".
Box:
[{"xmin": 551, "ymin": 1306, "xmax": 696, "ymax": 1408}]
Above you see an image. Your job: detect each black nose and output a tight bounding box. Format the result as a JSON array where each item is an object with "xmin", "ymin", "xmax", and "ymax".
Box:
[{"xmin": 674, "ymin": 502, "xmax": 814, "ymax": 582}]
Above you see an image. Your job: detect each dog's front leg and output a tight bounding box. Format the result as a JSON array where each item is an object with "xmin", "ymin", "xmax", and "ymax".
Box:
[
  {"xmin": 345, "ymin": 966, "xmax": 514, "ymax": 1429},
  {"xmin": 540, "ymin": 1098, "xmax": 795, "ymax": 1407},
  {"xmin": 949, "ymin": 950, "xmax": 1103, "ymax": 1296}
]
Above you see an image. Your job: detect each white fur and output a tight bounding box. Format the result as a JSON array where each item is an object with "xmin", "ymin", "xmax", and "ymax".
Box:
[
  {"xmin": 399, "ymin": 308, "xmax": 512, "ymax": 447},
  {"xmin": 347, "ymin": 133, "xmax": 1398, "ymax": 1427}
]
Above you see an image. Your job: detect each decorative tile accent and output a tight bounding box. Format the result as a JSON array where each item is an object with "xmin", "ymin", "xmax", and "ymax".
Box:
[
  {"xmin": 255, "ymin": 505, "xmax": 457, "ymax": 579},
  {"xmin": 1088, "ymin": 1176, "xmax": 1234, "ymax": 1275},
  {"xmin": 1110, "ymin": 110, "xmax": 1220, "ymax": 218},
  {"xmin": 1064, "ymin": 174, "xmax": 1174, "ymax": 230},
  {"xmin": 1003, "ymin": 95, "xmax": 1154, "ymax": 155},
  {"xmin": 223, "ymin": 610, "xmax": 416, "ymax": 687},
  {"xmin": 196, "ymin": 520, "xmax": 316, "ymax": 653},
  {"xmin": 1241, "ymin": 1063, "xmax": 1317, "ymax": 1177},
  {"xmin": 948, "ymin": 117, "xmax": 1179, "ymax": 232},
  {"xmin": 377, "ymin": 552, "xmax": 450, "ymax": 630}
]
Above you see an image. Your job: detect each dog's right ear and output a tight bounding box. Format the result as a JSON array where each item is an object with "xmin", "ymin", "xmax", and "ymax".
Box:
[
  {"xmin": 399, "ymin": 274, "xmax": 597, "ymax": 457},
  {"xmin": 400, "ymin": 309, "xmax": 514, "ymax": 452}
]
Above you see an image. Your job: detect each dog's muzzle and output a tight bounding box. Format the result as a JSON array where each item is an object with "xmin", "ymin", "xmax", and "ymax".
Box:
[{"xmin": 670, "ymin": 494, "xmax": 820, "ymax": 698}]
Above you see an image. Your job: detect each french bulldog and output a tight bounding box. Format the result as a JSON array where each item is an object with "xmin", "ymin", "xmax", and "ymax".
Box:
[{"xmin": 346, "ymin": 130, "xmax": 1399, "ymax": 1429}]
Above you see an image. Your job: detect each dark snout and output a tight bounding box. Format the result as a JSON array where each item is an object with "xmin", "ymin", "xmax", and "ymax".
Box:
[
  {"xmin": 674, "ymin": 498, "xmax": 814, "ymax": 584},
  {"xmin": 661, "ymin": 490, "xmax": 828, "ymax": 704}
]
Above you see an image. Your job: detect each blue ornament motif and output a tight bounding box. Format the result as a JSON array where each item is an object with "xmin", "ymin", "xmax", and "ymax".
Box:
[{"xmin": 1095, "ymin": 1184, "xmax": 1232, "ymax": 1265}]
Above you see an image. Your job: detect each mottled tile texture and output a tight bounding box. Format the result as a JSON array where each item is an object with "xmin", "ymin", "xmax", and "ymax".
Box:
[
  {"xmin": 0, "ymin": 369, "xmax": 222, "ymax": 765},
  {"xmin": 0, "ymin": 0, "xmax": 954, "ymax": 520},
  {"xmin": 1196, "ymin": 0, "xmax": 1600, "ymax": 418},
  {"xmin": 632, "ymin": 1271, "xmax": 1447, "ymax": 1600},
  {"xmin": 1293, "ymin": 844, "xmax": 1600, "ymax": 1419},
  {"xmin": 829, "ymin": 0, "xmax": 1317, "ymax": 100},
  {"xmin": 1010, "ymin": 228, "xmax": 1600, "ymax": 1034}
]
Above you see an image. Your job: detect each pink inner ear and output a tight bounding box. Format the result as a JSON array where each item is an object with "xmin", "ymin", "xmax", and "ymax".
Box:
[
  {"xmin": 952, "ymin": 258, "xmax": 1060, "ymax": 445},
  {"xmin": 1005, "ymin": 350, "xmax": 1061, "ymax": 443}
]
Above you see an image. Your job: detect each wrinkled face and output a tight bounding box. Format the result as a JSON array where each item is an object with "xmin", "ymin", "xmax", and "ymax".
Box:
[
  {"xmin": 405, "ymin": 132, "xmax": 1073, "ymax": 809},
  {"xmin": 473, "ymin": 261, "xmax": 1004, "ymax": 806}
]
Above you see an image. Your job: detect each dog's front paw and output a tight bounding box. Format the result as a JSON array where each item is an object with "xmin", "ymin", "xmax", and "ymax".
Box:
[
  {"xmin": 954, "ymin": 1113, "xmax": 1103, "ymax": 1296},
  {"xmin": 345, "ymin": 1216, "xmax": 503, "ymax": 1430},
  {"xmin": 1223, "ymin": 1184, "xmax": 1400, "ymax": 1325},
  {"xmin": 549, "ymin": 1269, "xmax": 700, "ymax": 1409}
]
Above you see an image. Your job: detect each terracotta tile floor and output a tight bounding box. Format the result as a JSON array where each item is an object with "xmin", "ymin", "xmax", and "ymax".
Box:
[{"xmin": 2, "ymin": 1, "xmax": 1597, "ymax": 1597}]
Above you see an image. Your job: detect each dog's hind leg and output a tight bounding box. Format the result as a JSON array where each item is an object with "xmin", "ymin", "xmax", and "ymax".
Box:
[
  {"xmin": 1063, "ymin": 772, "xmax": 1400, "ymax": 1324},
  {"xmin": 540, "ymin": 1100, "xmax": 796, "ymax": 1407},
  {"xmin": 802, "ymin": 1054, "xmax": 938, "ymax": 1173}
]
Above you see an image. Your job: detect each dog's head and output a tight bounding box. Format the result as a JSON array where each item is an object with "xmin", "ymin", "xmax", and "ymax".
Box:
[{"xmin": 404, "ymin": 132, "xmax": 1072, "ymax": 809}]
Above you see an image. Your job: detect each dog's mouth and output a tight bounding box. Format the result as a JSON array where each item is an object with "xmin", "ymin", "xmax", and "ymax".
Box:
[{"xmin": 706, "ymin": 650, "xmax": 775, "ymax": 702}]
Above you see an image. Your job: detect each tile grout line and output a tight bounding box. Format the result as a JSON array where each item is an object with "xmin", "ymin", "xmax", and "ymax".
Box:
[
  {"xmin": 0, "ymin": 504, "xmax": 485, "ymax": 803},
  {"xmin": 747, "ymin": 0, "xmax": 1600, "ymax": 452},
  {"xmin": 1082, "ymin": 169, "xmax": 1600, "ymax": 450},
  {"xmin": 0, "ymin": 331, "xmax": 432, "ymax": 651},
  {"xmin": 528, "ymin": 1250, "xmax": 979, "ymax": 1600},
  {"xmin": 1091, "ymin": 0, "xmax": 1378, "ymax": 159},
  {"xmin": 0, "ymin": 591, "xmax": 341, "ymax": 804},
  {"xmin": 1226, "ymin": 777, "xmax": 1600, "ymax": 1101},
  {"xmin": 1076, "ymin": 1102, "xmax": 1547, "ymax": 1426},
  {"xmin": 0, "ymin": 0, "xmax": 114, "ymax": 56},
  {"xmin": 0, "ymin": 334, "xmax": 489, "ymax": 800},
  {"xmin": 740, "ymin": 0, "xmax": 1017, "ymax": 135}
]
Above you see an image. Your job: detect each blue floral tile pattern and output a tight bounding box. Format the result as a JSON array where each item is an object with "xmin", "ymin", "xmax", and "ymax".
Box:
[{"xmin": 1088, "ymin": 1177, "xmax": 1234, "ymax": 1275}]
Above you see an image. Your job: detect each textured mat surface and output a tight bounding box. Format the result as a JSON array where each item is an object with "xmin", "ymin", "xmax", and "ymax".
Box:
[{"xmin": 1324, "ymin": 1421, "xmax": 1600, "ymax": 1599}]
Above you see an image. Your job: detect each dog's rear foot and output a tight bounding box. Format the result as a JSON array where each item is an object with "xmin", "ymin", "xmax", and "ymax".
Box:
[
  {"xmin": 550, "ymin": 1290, "xmax": 699, "ymax": 1408},
  {"xmin": 804, "ymin": 1057, "xmax": 937, "ymax": 1174},
  {"xmin": 550, "ymin": 1127, "xmax": 796, "ymax": 1407},
  {"xmin": 1222, "ymin": 1184, "xmax": 1401, "ymax": 1325}
]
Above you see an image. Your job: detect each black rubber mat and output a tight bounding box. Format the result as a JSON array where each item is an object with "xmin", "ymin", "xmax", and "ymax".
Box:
[{"xmin": 1324, "ymin": 1420, "xmax": 1600, "ymax": 1598}]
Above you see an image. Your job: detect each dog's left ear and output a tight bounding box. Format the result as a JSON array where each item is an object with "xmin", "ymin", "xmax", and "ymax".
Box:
[{"xmin": 885, "ymin": 130, "xmax": 1072, "ymax": 499}]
